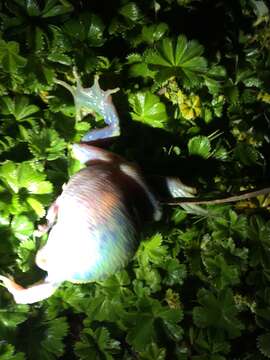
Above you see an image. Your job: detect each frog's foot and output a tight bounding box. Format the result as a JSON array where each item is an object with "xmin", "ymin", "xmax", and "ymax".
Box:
[
  {"xmin": 33, "ymin": 199, "xmax": 60, "ymax": 237},
  {"xmin": 166, "ymin": 177, "xmax": 207, "ymax": 216},
  {"xmin": 56, "ymin": 72, "xmax": 120, "ymax": 143},
  {"xmin": 0, "ymin": 275, "xmax": 59, "ymax": 304}
]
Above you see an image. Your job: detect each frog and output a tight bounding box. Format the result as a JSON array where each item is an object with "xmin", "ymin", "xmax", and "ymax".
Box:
[{"xmin": 0, "ymin": 72, "xmax": 203, "ymax": 304}]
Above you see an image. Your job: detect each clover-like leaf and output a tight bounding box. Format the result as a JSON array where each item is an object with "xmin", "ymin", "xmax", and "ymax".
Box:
[
  {"xmin": 42, "ymin": 0, "xmax": 74, "ymax": 18},
  {"xmin": 75, "ymin": 327, "xmax": 120, "ymax": 360},
  {"xmin": 129, "ymin": 92, "xmax": 168, "ymax": 128},
  {"xmin": 19, "ymin": 315, "xmax": 68, "ymax": 360},
  {"xmin": 234, "ymin": 143, "xmax": 261, "ymax": 166},
  {"xmin": 125, "ymin": 297, "xmax": 183, "ymax": 351},
  {"xmin": 203, "ymin": 254, "xmax": 240, "ymax": 289},
  {"xmin": 11, "ymin": 215, "xmax": 34, "ymax": 241},
  {"xmin": 144, "ymin": 35, "xmax": 207, "ymax": 86},
  {"xmin": 63, "ymin": 13, "xmax": 105, "ymax": 46},
  {"xmin": 0, "ymin": 96, "xmax": 39, "ymax": 122},
  {"xmin": 0, "ymin": 161, "xmax": 53, "ymax": 216},
  {"xmin": 16, "ymin": 238, "xmax": 36, "ymax": 272},
  {"xmin": 188, "ymin": 135, "xmax": 211, "ymax": 158},
  {"xmin": 193, "ymin": 288, "xmax": 244, "ymax": 339},
  {"xmin": 0, "ymin": 343, "xmax": 25, "ymax": 360},
  {"xmin": 257, "ymin": 332, "xmax": 270, "ymax": 358},
  {"xmin": 139, "ymin": 342, "xmax": 166, "ymax": 360},
  {"xmin": 27, "ymin": 128, "xmax": 67, "ymax": 161},
  {"xmin": 141, "ymin": 23, "xmax": 169, "ymax": 44},
  {"xmin": 119, "ymin": 2, "xmax": 142, "ymax": 21},
  {"xmin": 136, "ymin": 233, "xmax": 168, "ymax": 267},
  {"xmin": 0, "ymin": 296, "xmax": 29, "ymax": 341},
  {"xmin": 0, "ymin": 40, "xmax": 27, "ymax": 73}
]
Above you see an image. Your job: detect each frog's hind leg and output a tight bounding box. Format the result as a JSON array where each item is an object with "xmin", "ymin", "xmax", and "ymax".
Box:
[
  {"xmin": 0, "ymin": 276, "xmax": 60, "ymax": 304},
  {"xmin": 150, "ymin": 176, "xmax": 207, "ymax": 216},
  {"xmin": 166, "ymin": 177, "xmax": 208, "ymax": 215}
]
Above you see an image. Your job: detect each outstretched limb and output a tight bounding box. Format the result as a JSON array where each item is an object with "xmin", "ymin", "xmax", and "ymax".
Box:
[
  {"xmin": 161, "ymin": 186, "xmax": 270, "ymax": 206},
  {"xmin": 34, "ymin": 199, "xmax": 60, "ymax": 237},
  {"xmin": 55, "ymin": 70, "xmax": 120, "ymax": 143},
  {"xmin": 0, "ymin": 276, "xmax": 60, "ymax": 304},
  {"xmin": 148, "ymin": 176, "xmax": 207, "ymax": 216},
  {"xmin": 164, "ymin": 177, "xmax": 208, "ymax": 216}
]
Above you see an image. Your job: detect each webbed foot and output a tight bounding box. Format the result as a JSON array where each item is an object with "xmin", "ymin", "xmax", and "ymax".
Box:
[{"xmin": 56, "ymin": 70, "xmax": 120, "ymax": 143}]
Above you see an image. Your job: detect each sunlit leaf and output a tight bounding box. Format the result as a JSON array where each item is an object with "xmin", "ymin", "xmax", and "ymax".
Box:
[
  {"xmin": 188, "ymin": 135, "xmax": 211, "ymax": 158},
  {"xmin": 129, "ymin": 92, "xmax": 168, "ymax": 128}
]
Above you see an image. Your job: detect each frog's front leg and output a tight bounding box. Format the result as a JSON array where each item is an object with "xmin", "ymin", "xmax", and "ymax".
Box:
[
  {"xmin": 0, "ymin": 276, "xmax": 59, "ymax": 304},
  {"xmin": 56, "ymin": 73, "xmax": 120, "ymax": 143},
  {"xmin": 34, "ymin": 198, "xmax": 60, "ymax": 237}
]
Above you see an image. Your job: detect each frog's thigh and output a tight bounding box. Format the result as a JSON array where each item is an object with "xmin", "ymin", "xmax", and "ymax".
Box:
[
  {"xmin": 72, "ymin": 143, "xmax": 121, "ymax": 164},
  {"xmin": 165, "ymin": 177, "xmax": 207, "ymax": 216},
  {"xmin": 120, "ymin": 163, "xmax": 162, "ymax": 221},
  {"xmin": 165, "ymin": 177, "xmax": 197, "ymax": 197}
]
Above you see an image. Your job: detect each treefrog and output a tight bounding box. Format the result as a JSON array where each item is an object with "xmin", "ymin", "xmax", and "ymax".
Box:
[{"xmin": 0, "ymin": 73, "xmax": 200, "ymax": 304}]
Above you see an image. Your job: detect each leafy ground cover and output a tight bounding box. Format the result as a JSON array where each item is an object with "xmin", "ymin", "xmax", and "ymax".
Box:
[{"xmin": 0, "ymin": 0, "xmax": 270, "ymax": 359}]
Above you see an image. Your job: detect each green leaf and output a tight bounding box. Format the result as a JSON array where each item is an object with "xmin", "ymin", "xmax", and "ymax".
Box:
[
  {"xmin": 163, "ymin": 259, "xmax": 187, "ymax": 286},
  {"xmin": 141, "ymin": 23, "xmax": 169, "ymax": 44},
  {"xmin": 19, "ymin": 315, "xmax": 69, "ymax": 360},
  {"xmin": 41, "ymin": 317, "xmax": 69, "ymax": 358},
  {"xmin": 203, "ymin": 254, "xmax": 240, "ymax": 289},
  {"xmin": 119, "ymin": 2, "xmax": 142, "ymax": 21},
  {"xmin": 63, "ymin": 13, "xmax": 105, "ymax": 46},
  {"xmin": 0, "ymin": 96, "xmax": 39, "ymax": 122},
  {"xmin": 75, "ymin": 327, "xmax": 120, "ymax": 360},
  {"xmin": 234, "ymin": 143, "xmax": 261, "ymax": 166},
  {"xmin": 16, "ymin": 238, "xmax": 36, "ymax": 272},
  {"xmin": 0, "ymin": 343, "xmax": 25, "ymax": 360},
  {"xmin": 11, "ymin": 215, "xmax": 34, "ymax": 241},
  {"xmin": 144, "ymin": 35, "xmax": 207, "ymax": 86},
  {"xmin": 257, "ymin": 332, "xmax": 270, "ymax": 358},
  {"xmin": 27, "ymin": 128, "xmax": 66, "ymax": 161},
  {"xmin": 193, "ymin": 288, "xmax": 244, "ymax": 338},
  {"xmin": 0, "ymin": 161, "xmax": 53, "ymax": 216},
  {"xmin": 87, "ymin": 14, "xmax": 105, "ymax": 47},
  {"xmin": 27, "ymin": 197, "xmax": 46, "ymax": 217},
  {"xmin": 25, "ymin": 0, "xmax": 40, "ymax": 16},
  {"xmin": 247, "ymin": 215, "xmax": 270, "ymax": 268},
  {"xmin": 136, "ymin": 233, "xmax": 168, "ymax": 267},
  {"xmin": 125, "ymin": 297, "xmax": 183, "ymax": 351},
  {"xmin": 139, "ymin": 342, "xmax": 166, "ymax": 360},
  {"xmin": 129, "ymin": 92, "xmax": 168, "ymax": 128},
  {"xmin": 42, "ymin": 0, "xmax": 74, "ymax": 18},
  {"xmin": 0, "ymin": 40, "xmax": 27, "ymax": 73},
  {"xmin": 188, "ymin": 136, "xmax": 211, "ymax": 158},
  {"xmin": 0, "ymin": 299, "xmax": 29, "ymax": 338}
]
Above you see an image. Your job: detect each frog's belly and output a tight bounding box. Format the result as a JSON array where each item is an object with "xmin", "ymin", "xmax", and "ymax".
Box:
[
  {"xmin": 45, "ymin": 213, "xmax": 137, "ymax": 284},
  {"xmin": 44, "ymin": 164, "xmax": 154, "ymax": 284}
]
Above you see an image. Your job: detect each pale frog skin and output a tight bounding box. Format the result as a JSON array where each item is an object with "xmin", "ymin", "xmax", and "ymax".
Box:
[{"xmin": 0, "ymin": 72, "xmax": 203, "ymax": 304}]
